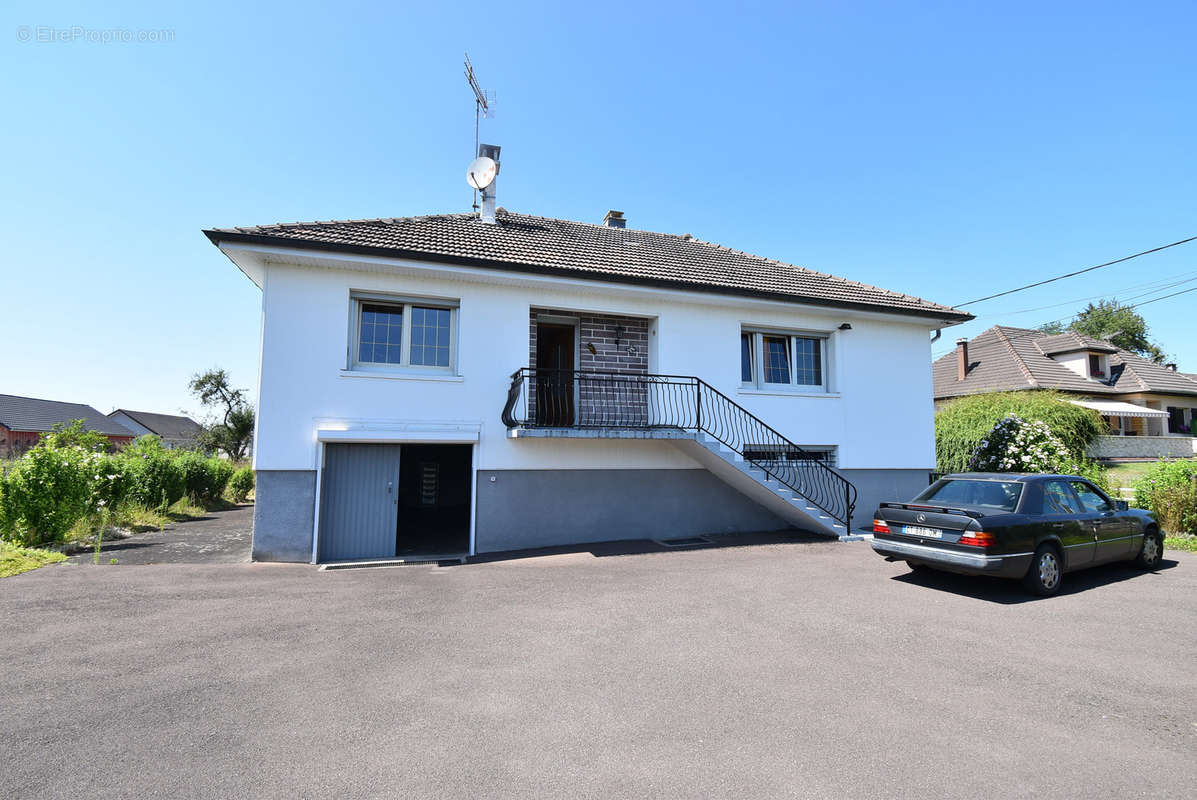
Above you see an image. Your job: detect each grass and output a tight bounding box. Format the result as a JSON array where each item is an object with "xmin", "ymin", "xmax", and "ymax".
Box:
[
  {"xmin": 1164, "ymin": 534, "xmax": 1197, "ymax": 552},
  {"xmin": 1105, "ymin": 462, "xmax": 1162, "ymax": 491},
  {"xmin": 62, "ymin": 495, "xmax": 239, "ymax": 544},
  {"xmin": 0, "ymin": 540, "xmax": 67, "ymax": 578}
]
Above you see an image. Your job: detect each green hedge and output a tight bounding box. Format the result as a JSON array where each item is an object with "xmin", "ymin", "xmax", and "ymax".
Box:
[
  {"xmin": 936, "ymin": 391, "xmax": 1106, "ymax": 474},
  {"xmin": 0, "ymin": 432, "xmax": 237, "ymax": 547},
  {"xmin": 228, "ymin": 466, "xmax": 254, "ymax": 503},
  {"xmin": 1134, "ymin": 460, "xmax": 1197, "ymax": 534}
]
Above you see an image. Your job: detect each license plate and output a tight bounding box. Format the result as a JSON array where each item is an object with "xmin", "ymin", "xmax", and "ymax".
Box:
[{"xmin": 903, "ymin": 525, "xmax": 943, "ymax": 539}]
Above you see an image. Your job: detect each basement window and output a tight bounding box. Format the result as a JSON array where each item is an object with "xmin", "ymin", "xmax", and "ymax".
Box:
[{"xmin": 350, "ymin": 293, "xmax": 458, "ymax": 373}]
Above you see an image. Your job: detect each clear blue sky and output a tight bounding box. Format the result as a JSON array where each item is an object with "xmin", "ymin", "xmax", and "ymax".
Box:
[{"xmin": 3, "ymin": 1, "xmax": 1195, "ymax": 420}]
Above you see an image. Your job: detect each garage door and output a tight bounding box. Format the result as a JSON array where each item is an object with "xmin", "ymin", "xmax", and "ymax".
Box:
[
  {"xmin": 317, "ymin": 443, "xmax": 474, "ymax": 562},
  {"xmin": 318, "ymin": 444, "xmax": 401, "ymax": 562}
]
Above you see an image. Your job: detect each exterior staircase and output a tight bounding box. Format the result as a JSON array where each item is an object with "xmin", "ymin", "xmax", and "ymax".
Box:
[
  {"xmin": 502, "ymin": 367, "xmax": 858, "ymax": 539},
  {"xmin": 676, "ymin": 433, "xmax": 849, "ymax": 537}
]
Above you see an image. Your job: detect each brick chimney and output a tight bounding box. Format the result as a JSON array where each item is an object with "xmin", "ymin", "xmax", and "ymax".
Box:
[{"xmin": 956, "ymin": 338, "xmax": 969, "ymax": 381}]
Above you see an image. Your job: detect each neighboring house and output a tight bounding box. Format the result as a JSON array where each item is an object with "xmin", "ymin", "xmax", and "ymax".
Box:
[
  {"xmin": 107, "ymin": 409, "xmax": 204, "ymax": 450},
  {"xmin": 934, "ymin": 326, "xmax": 1197, "ymax": 460},
  {"xmin": 0, "ymin": 393, "xmax": 135, "ymax": 457},
  {"xmin": 205, "ymin": 207, "xmax": 971, "ymax": 563}
]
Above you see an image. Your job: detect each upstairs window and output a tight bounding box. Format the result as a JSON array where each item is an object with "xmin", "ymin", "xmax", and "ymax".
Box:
[
  {"xmin": 351, "ymin": 294, "xmax": 457, "ymax": 373},
  {"xmin": 1088, "ymin": 353, "xmax": 1106, "ymax": 378},
  {"xmin": 741, "ymin": 329, "xmax": 827, "ymax": 391}
]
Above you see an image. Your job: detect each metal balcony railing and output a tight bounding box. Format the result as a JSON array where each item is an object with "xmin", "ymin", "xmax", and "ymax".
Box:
[{"xmin": 501, "ymin": 367, "xmax": 857, "ymax": 527}]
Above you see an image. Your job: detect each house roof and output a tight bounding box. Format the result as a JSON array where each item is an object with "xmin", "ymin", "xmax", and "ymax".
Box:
[
  {"xmin": 934, "ymin": 326, "xmax": 1197, "ymax": 399},
  {"xmin": 0, "ymin": 394, "xmax": 135, "ymax": 437},
  {"xmin": 109, "ymin": 409, "xmax": 203, "ymax": 440},
  {"xmin": 1034, "ymin": 331, "xmax": 1118, "ymax": 356},
  {"xmin": 204, "ymin": 210, "xmax": 972, "ymax": 323}
]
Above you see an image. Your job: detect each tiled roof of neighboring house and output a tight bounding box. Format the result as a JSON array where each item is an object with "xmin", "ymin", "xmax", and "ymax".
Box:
[
  {"xmin": 934, "ymin": 326, "xmax": 1197, "ymax": 400},
  {"xmin": 0, "ymin": 394, "xmax": 135, "ymax": 437},
  {"xmin": 1034, "ymin": 331, "xmax": 1118, "ymax": 356},
  {"xmin": 204, "ymin": 210, "xmax": 971, "ymax": 322},
  {"xmin": 109, "ymin": 409, "xmax": 204, "ymax": 440}
]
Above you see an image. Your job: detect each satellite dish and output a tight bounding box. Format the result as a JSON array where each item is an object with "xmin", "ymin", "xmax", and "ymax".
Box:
[{"xmin": 466, "ymin": 156, "xmax": 497, "ymax": 190}]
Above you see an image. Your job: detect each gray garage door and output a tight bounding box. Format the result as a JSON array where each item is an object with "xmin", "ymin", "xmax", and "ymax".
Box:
[{"xmin": 318, "ymin": 444, "xmax": 401, "ymax": 562}]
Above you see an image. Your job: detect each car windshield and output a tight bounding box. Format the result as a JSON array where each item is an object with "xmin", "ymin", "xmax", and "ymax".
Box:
[{"xmin": 914, "ymin": 479, "xmax": 1023, "ymax": 512}]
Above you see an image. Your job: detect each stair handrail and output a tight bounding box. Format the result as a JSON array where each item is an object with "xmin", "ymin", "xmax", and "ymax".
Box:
[
  {"xmin": 692, "ymin": 377, "xmax": 857, "ymax": 527},
  {"xmin": 501, "ymin": 367, "xmax": 857, "ymax": 526}
]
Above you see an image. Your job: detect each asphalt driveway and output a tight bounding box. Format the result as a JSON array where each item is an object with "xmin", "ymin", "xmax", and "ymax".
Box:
[
  {"xmin": 3, "ymin": 539, "xmax": 1194, "ymax": 799},
  {"xmin": 65, "ymin": 505, "xmax": 253, "ymax": 565}
]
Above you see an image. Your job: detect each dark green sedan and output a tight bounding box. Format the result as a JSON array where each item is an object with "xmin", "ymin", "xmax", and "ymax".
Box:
[{"xmin": 870, "ymin": 473, "xmax": 1163, "ymax": 596}]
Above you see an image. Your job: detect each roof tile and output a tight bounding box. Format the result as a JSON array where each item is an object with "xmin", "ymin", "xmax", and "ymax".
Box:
[
  {"xmin": 935, "ymin": 326, "xmax": 1197, "ymax": 399},
  {"xmin": 205, "ymin": 210, "xmax": 970, "ymax": 321}
]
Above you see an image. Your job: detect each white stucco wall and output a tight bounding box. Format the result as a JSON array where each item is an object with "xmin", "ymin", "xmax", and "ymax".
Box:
[
  {"xmin": 243, "ymin": 249, "xmax": 941, "ymax": 474},
  {"xmin": 108, "ymin": 412, "xmax": 153, "ymax": 438}
]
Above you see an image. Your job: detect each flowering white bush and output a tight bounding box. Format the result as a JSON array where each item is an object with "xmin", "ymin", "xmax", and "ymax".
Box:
[{"xmin": 968, "ymin": 414, "xmax": 1077, "ymax": 473}]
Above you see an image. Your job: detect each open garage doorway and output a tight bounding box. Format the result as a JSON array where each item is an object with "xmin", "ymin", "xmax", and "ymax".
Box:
[
  {"xmin": 396, "ymin": 444, "xmax": 472, "ymax": 556},
  {"xmin": 317, "ymin": 442, "xmax": 473, "ymax": 562}
]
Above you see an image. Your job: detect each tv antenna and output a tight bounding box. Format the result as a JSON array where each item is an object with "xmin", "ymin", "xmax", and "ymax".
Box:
[{"xmin": 464, "ymin": 53, "xmax": 496, "ymax": 210}]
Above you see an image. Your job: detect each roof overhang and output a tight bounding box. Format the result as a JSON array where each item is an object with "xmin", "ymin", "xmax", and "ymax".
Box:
[
  {"xmin": 1068, "ymin": 399, "xmax": 1168, "ymax": 418},
  {"xmin": 203, "ymin": 230, "xmax": 973, "ymax": 326}
]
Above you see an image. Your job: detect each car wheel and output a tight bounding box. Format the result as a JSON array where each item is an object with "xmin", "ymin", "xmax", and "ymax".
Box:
[
  {"xmin": 1134, "ymin": 529, "xmax": 1163, "ymax": 570},
  {"xmin": 1023, "ymin": 546, "xmax": 1063, "ymax": 597}
]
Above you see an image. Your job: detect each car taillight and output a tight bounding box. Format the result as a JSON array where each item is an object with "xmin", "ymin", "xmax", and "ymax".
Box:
[
  {"xmin": 873, "ymin": 519, "xmax": 890, "ymax": 534},
  {"xmin": 958, "ymin": 531, "xmax": 995, "ymax": 548}
]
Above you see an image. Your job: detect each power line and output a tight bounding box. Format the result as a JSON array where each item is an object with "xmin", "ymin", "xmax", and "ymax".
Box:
[
  {"xmin": 975, "ymin": 268, "xmax": 1197, "ymax": 318},
  {"xmin": 1128, "ymin": 284, "xmax": 1197, "ymax": 309},
  {"xmin": 954, "ymin": 235, "xmax": 1197, "ymax": 307},
  {"xmin": 932, "ymin": 284, "xmax": 1197, "ymax": 359}
]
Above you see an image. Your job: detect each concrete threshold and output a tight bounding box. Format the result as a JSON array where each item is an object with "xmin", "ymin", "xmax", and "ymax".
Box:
[{"xmin": 319, "ymin": 555, "xmax": 467, "ymax": 570}]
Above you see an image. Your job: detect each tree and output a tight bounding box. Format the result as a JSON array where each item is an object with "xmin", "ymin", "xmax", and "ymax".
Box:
[
  {"xmin": 1039, "ymin": 299, "xmax": 1166, "ymax": 362},
  {"xmin": 189, "ymin": 369, "xmax": 255, "ymax": 461}
]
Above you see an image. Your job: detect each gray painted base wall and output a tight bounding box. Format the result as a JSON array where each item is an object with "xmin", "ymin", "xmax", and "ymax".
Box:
[
  {"xmin": 252, "ymin": 470, "xmax": 316, "ymax": 562},
  {"xmin": 248, "ymin": 466, "xmax": 930, "ymax": 561},
  {"xmin": 474, "ymin": 468, "xmax": 788, "ymax": 553},
  {"xmin": 840, "ymin": 468, "xmax": 932, "ymax": 530}
]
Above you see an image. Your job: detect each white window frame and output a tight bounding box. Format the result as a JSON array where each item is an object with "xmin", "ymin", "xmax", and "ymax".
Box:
[
  {"xmin": 740, "ymin": 328, "xmax": 829, "ymax": 393},
  {"xmin": 348, "ymin": 292, "xmax": 460, "ymax": 375}
]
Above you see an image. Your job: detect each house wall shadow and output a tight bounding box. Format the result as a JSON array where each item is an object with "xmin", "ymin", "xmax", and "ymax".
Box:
[{"xmin": 450, "ymin": 528, "xmax": 832, "ymax": 566}]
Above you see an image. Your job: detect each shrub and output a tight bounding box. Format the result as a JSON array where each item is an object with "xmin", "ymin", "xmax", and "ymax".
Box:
[
  {"xmin": 936, "ymin": 391, "xmax": 1106, "ymax": 474},
  {"xmin": 39, "ymin": 419, "xmax": 111, "ymax": 453},
  {"xmin": 1134, "ymin": 460, "xmax": 1197, "ymax": 534},
  {"xmin": 0, "ymin": 445, "xmax": 96, "ymax": 546},
  {"xmin": 228, "ymin": 466, "xmax": 254, "ymax": 503},
  {"xmin": 122, "ymin": 436, "xmax": 185, "ymax": 509},
  {"xmin": 967, "ymin": 414, "xmax": 1108, "ymax": 489},
  {"xmin": 175, "ymin": 452, "xmax": 234, "ymax": 502}
]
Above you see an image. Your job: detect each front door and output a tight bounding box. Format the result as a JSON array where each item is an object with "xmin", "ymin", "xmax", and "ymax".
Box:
[
  {"xmin": 318, "ymin": 443, "xmax": 401, "ymax": 562},
  {"xmin": 535, "ymin": 322, "xmax": 575, "ymax": 426}
]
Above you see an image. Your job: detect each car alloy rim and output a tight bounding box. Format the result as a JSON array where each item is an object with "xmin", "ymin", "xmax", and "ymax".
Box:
[
  {"xmin": 1143, "ymin": 535, "xmax": 1159, "ymax": 565},
  {"xmin": 1039, "ymin": 552, "xmax": 1059, "ymax": 589}
]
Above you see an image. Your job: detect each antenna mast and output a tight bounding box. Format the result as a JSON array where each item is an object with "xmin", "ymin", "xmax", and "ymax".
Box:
[{"xmin": 464, "ymin": 53, "xmax": 494, "ymax": 211}]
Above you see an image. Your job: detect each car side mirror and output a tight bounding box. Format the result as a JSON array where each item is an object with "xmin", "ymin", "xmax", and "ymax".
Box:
[{"xmin": 1114, "ymin": 500, "xmax": 1129, "ymax": 511}]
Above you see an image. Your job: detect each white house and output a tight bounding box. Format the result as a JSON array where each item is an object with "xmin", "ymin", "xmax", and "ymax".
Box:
[{"xmin": 205, "ymin": 207, "xmax": 971, "ymax": 563}]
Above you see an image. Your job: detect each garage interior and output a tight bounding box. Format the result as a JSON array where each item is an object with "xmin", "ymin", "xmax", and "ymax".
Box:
[{"xmin": 317, "ymin": 442, "xmax": 472, "ymax": 562}]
